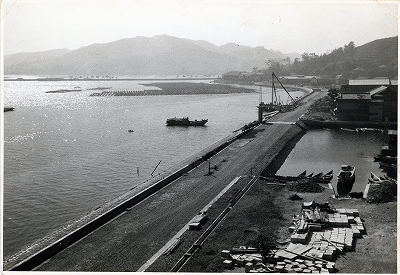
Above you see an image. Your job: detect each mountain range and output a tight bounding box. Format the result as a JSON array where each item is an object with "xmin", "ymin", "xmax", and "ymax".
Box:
[{"xmin": 4, "ymin": 35, "xmax": 300, "ymax": 76}]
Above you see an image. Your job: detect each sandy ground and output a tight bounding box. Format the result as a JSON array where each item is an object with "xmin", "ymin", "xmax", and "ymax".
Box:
[{"xmin": 175, "ymin": 181, "xmax": 397, "ymax": 273}]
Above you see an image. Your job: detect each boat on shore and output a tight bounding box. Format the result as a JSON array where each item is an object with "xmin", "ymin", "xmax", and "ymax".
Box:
[
  {"xmin": 374, "ymin": 154, "xmax": 397, "ymax": 163},
  {"xmin": 313, "ymin": 170, "xmax": 333, "ymax": 183},
  {"xmin": 337, "ymin": 165, "xmax": 355, "ymax": 184},
  {"xmin": 166, "ymin": 117, "xmax": 208, "ymax": 126}
]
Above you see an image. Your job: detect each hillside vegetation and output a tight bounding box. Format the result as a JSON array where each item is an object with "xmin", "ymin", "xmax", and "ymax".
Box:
[{"xmin": 265, "ymin": 36, "xmax": 398, "ymax": 79}]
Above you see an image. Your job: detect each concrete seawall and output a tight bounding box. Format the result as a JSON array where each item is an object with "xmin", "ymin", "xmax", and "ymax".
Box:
[{"xmin": 7, "ymin": 124, "xmax": 259, "ymax": 271}]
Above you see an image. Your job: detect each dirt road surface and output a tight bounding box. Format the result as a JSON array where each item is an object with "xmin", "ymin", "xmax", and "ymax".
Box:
[{"xmin": 35, "ymin": 90, "xmax": 325, "ymax": 271}]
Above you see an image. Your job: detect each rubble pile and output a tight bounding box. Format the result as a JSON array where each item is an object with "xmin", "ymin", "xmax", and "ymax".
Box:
[
  {"xmin": 220, "ymin": 202, "xmax": 365, "ymax": 273},
  {"xmin": 367, "ymin": 180, "xmax": 397, "ymax": 203}
]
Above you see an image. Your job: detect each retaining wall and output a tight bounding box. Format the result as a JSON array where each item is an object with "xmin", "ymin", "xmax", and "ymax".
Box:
[{"xmin": 8, "ymin": 124, "xmax": 258, "ymax": 271}]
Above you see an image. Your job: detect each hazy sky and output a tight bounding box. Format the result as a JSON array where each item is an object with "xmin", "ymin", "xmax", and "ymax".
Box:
[{"xmin": 1, "ymin": 0, "xmax": 398, "ymax": 56}]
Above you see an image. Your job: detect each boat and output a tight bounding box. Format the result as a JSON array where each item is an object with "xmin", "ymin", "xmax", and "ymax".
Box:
[
  {"xmin": 298, "ymin": 170, "xmax": 307, "ymax": 177},
  {"xmin": 4, "ymin": 107, "xmax": 14, "ymax": 112},
  {"xmin": 312, "ymin": 172, "xmax": 323, "ymax": 178},
  {"xmin": 128, "ymin": 129, "xmax": 134, "ymax": 133},
  {"xmin": 337, "ymin": 165, "xmax": 355, "ymax": 184},
  {"xmin": 374, "ymin": 154, "xmax": 397, "ymax": 163},
  {"xmin": 166, "ymin": 117, "xmax": 208, "ymax": 126},
  {"xmin": 314, "ymin": 170, "xmax": 333, "ymax": 183},
  {"xmin": 379, "ymin": 162, "xmax": 397, "ymax": 171},
  {"xmin": 368, "ymin": 172, "xmax": 383, "ymax": 184}
]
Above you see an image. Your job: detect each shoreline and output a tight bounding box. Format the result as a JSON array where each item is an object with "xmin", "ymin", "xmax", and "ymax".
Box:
[{"xmin": 3, "ymin": 119, "xmax": 261, "ymax": 271}]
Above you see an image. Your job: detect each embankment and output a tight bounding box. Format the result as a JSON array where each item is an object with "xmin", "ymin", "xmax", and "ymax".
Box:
[
  {"xmin": 5, "ymin": 123, "xmax": 259, "ymax": 271},
  {"xmin": 300, "ymin": 119, "xmax": 397, "ymax": 130}
]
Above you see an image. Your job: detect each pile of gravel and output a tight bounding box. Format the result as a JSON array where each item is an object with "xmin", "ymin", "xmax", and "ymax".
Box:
[
  {"xmin": 289, "ymin": 180, "xmax": 324, "ymax": 193},
  {"xmin": 367, "ymin": 181, "xmax": 397, "ymax": 203}
]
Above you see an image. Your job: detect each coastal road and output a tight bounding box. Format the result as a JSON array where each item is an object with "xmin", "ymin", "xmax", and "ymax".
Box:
[{"xmin": 35, "ymin": 90, "xmax": 326, "ymax": 271}]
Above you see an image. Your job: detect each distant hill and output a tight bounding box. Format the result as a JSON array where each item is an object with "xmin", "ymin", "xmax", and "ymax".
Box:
[
  {"xmin": 282, "ymin": 36, "xmax": 398, "ymax": 79},
  {"xmin": 4, "ymin": 35, "xmax": 300, "ymax": 76}
]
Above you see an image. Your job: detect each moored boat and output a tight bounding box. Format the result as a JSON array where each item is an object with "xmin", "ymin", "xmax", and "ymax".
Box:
[
  {"xmin": 337, "ymin": 165, "xmax": 355, "ymax": 184},
  {"xmin": 298, "ymin": 170, "xmax": 307, "ymax": 177},
  {"xmin": 374, "ymin": 154, "xmax": 397, "ymax": 163},
  {"xmin": 166, "ymin": 117, "xmax": 208, "ymax": 126},
  {"xmin": 379, "ymin": 162, "xmax": 397, "ymax": 171},
  {"xmin": 314, "ymin": 170, "xmax": 333, "ymax": 183},
  {"xmin": 4, "ymin": 107, "xmax": 14, "ymax": 112}
]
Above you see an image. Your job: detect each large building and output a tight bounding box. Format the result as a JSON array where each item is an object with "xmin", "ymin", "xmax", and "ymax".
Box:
[{"xmin": 336, "ymin": 79, "xmax": 397, "ymax": 122}]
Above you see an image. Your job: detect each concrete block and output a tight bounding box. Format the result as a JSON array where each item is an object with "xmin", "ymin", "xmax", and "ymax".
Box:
[
  {"xmin": 303, "ymin": 269, "xmax": 312, "ymax": 273},
  {"xmin": 305, "ymin": 261, "xmax": 314, "ymax": 267},
  {"xmin": 351, "ymin": 209, "xmax": 359, "ymax": 216},
  {"xmin": 275, "ymin": 265, "xmax": 284, "ymax": 272},
  {"xmin": 221, "ymin": 250, "xmax": 231, "ymax": 259},
  {"xmin": 320, "ymin": 267, "xmax": 329, "ymax": 273},
  {"xmin": 222, "ymin": 259, "xmax": 234, "ymax": 269},
  {"xmin": 235, "ymin": 258, "xmax": 245, "ymax": 267},
  {"xmin": 294, "ymin": 267, "xmax": 304, "ymax": 273},
  {"xmin": 245, "ymin": 262, "xmax": 254, "ymax": 272},
  {"xmin": 244, "ymin": 258, "xmax": 254, "ymax": 265},
  {"xmin": 284, "ymin": 259, "xmax": 292, "ymax": 264},
  {"xmin": 315, "ymin": 263, "xmax": 323, "ymax": 269},
  {"xmin": 291, "ymin": 234, "xmax": 299, "ymax": 243},
  {"xmin": 352, "ymin": 229, "xmax": 361, "ymax": 238},
  {"xmin": 295, "ymin": 259, "xmax": 305, "ymax": 264},
  {"xmin": 323, "ymin": 251, "xmax": 334, "ymax": 260},
  {"xmin": 283, "ymin": 267, "xmax": 293, "ymax": 273}
]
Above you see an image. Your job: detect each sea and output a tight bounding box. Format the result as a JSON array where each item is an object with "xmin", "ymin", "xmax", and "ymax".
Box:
[
  {"xmin": 3, "ymin": 77, "xmax": 303, "ymax": 259},
  {"xmin": 2, "ymin": 78, "xmax": 388, "ymax": 262}
]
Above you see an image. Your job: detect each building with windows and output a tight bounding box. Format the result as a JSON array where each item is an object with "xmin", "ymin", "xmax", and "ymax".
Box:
[{"xmin": 336, "ymin": 79, "xmax": 397, "ymax": 122}]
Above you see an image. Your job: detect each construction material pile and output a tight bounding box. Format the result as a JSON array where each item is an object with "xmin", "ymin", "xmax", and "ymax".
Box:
[
  {"xmin": 220, "ymin": 202, "xmax": 365, "ymax": 273},
  {"xmin": 289, "ymin": 180, "xmax": 324, "ymax": 193},
  {"xmin": 367, "ymin": 180, "xmax": 397, "ymax": 203}
]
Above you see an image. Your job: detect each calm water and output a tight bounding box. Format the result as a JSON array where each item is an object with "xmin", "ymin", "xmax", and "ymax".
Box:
[
  {"xmin": 3, "ymin": 79, "xmax": 303, "ymax": 259},
  {"xmin": 277, "ymin": 129, "xmax": 387, "ymax": 196}
]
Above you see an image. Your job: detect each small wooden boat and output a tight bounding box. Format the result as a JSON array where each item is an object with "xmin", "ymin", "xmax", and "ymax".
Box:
[
  {"xmin": 379, "ymin": 162, "xmax": 397, "ymax": 171},
  {"xmin": 368, "ymin": 172, "xmax": 383, "ymax": 184},
  {"xmin": 315, "ymin": 170, "xmax": 333, "ymax": 183},
  {"xmin": 374, "ymin": 155, "xmax": 397, "ymax": 163},
  {"xmin": 312, "ymin": 172, "xmax": 323, "ymax": 178},
  {"xmin": 337, "ymin": 165, "xmax": 355, "ymax": 185},
  {"xmin": 298, "ymin": 170, "xmax": 307, "ymax": 177},
  {"xmin": 323, "ymin": 170, "xmax": 333, "ymax": 178}
]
